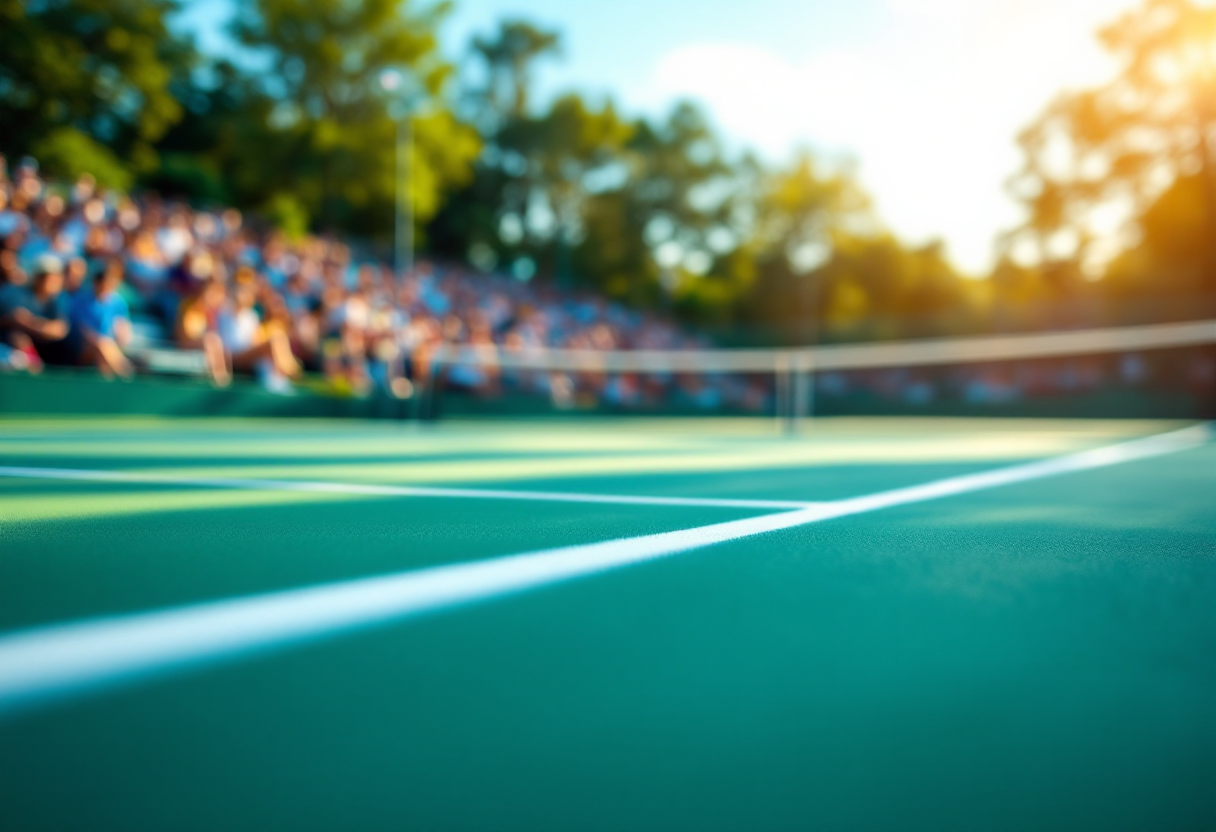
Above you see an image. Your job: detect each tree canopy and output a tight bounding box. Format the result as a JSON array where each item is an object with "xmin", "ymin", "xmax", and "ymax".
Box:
[
  {"xmin": 5, "ymin": 0, "xmax": 1210, "ymax": 340},
  {"xmin": 0, "ymin": 0, "xmax": 192, "ymax": 187},
  {"xmin": 225, "ymin": 0, "xmax": 480, "ymax": 232},
  {"xmin": 1008, "ymin": 0, "xmax": 1216, "ymax": 297}
]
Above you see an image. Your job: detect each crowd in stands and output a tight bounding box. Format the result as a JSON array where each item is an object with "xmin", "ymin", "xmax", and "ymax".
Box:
[
  {"xmin": 2, "ymin": 154, "xmax": 1210, "ymax": 414},
  {"xmin": 0, "ymin": 155, "xmax": 724, "ymax": 407}
]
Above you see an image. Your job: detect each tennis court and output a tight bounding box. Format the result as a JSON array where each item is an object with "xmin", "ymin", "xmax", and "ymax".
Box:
[{"xmin": 1, "ymin": 415, "xmax": 1214, "ymax": 830}]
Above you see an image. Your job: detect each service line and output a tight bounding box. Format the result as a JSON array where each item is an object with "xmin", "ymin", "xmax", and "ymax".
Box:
[
  {"xmin": 0, "ymin": 465, "xmax": 815, "ymax": 511},
  {"xmin": 0, "ymin": 424, "xmax": 1208, "ymax": 718}
]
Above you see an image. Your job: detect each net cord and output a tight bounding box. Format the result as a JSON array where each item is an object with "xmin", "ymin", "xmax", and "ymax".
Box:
[{"xmin": 429, "ymin": 318, "xmax": 1216, "ymax": 375}]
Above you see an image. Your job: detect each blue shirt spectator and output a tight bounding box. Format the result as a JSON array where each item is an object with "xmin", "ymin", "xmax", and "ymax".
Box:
[
  {"xmin": 71, "ymin": 283, "xmax": 129, "ymax": 340},
  {"xmin": 2, "ymin": 282, "xmax": 69, "ymax": 335},
  {"xmin": 67, "ymin": 259, "xmax": 134, "ymax": 379},
  {"xmin": 0, "ymin": 281, "xmax": 28, "ymax": 330}
]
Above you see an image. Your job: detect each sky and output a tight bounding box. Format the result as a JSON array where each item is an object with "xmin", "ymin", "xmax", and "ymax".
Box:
[{"xmin": 179, "ymin": 0, "xmax": 1141, "ymax": 274}]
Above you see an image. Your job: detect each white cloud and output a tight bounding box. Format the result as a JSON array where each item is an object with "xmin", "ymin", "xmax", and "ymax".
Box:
[{"xmin": 647, "ymin": 0, "xmax": 1136, "ymax": 273}]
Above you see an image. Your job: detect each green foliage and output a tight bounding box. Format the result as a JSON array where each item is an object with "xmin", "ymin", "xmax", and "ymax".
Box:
[
  {"xmin": 0, "ymin": 0, "xmax": 191, "ymax": 174},
  {"xmin": 141, "ymin": 152, "xmax": 229, "ymax": 203},
  {"xmin": 435, "ymin": 23, "xmax": 982, "ymax": 340},
  {"xmin": 617, "ymin": 104, "xmax": 747, "ymax": 316},
  {"xmin": 472, "ymin": 20, "xmax": 561, "ymax": 122},
  {"xmin": 227, "ymin": 0, "xmax": 480, "ymax": 233},
  {"xmin": 29, "ymin": 127, "xmax": 134, "ymax": 191},
  {"xmin": 260, "ymin": 192, "xmax": 311, "ymax": 240}
]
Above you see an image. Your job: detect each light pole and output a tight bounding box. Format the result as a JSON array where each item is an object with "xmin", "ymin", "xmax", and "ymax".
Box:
[{"xmin": 379, "ymin": 68, "xmax": 422, "ymax": 283}]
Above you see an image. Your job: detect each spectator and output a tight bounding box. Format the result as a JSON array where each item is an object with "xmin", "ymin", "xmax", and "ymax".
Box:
[
  {"xmin": 220, "ymin": 274, "xmax": 300, "ymax": 393},
  {"xmin": 0, "ymin": 255, "xmax": 71, "ymax": 371},
  {"xmin": 0, "ymin": 187, "xmax": 31, "ymax": 239},
  {"xmin": 63, "ymin": 257, "xmax": 88, "ymax": 300},
  {"xmin": 69, "ymin": 258, "xmax": 133, "ymax": 379},
  {"xmin": 176, "ymin": 278, "xmax": 230, "ymax": 387}
]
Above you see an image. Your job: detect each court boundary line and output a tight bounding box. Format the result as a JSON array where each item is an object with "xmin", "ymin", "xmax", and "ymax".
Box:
[
  {"xmin": 0, "ymin": 423, "xmax": 1209, "ymax": 718},
  {"xmin": 0, "ymin": 466, "xmax": 819, "ymax": 512}
]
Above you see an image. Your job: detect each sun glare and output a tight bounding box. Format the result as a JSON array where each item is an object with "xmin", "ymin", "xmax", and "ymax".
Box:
[{"xmin": 651, "ymin": 0, "xmax": 1139, "ymax": 272}]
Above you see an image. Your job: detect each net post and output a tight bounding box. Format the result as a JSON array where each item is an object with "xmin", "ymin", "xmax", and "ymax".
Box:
[
  {"xmin": 774, "ymin": 353, "xmax": 790, "ymax": 432},
  {"xmin": 792, "ymin": 349, "xmax": 813, "ymax": 432},
  {"xmin": 777, "ymin": 352, "xmax": 803, "ymax": 435},
  {"xmin": 806, "ymin": 349, "xmax": 816, "ymax": 424}
]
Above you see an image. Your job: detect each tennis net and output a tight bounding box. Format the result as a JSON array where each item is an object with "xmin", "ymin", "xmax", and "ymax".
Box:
[{"xmin": 422, "ymin": 318, "xmax": 1216, "ymax": 425}]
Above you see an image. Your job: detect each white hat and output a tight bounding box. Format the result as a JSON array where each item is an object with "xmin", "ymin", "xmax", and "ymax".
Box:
[{"xmin": 34, "ymin": 254, "xmax": 64, "ymax": 276}]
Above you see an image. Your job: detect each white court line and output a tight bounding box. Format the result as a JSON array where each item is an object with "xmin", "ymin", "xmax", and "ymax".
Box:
[
  {"xmin": 0, "ymin": 424, "xmax": 1208, "ymax": 718},
  {"xmin": 0, "ymin": 466, "xmax": 816, "ymax": 511}
]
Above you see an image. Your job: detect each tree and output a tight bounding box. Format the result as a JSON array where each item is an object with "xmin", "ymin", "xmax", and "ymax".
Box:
[
  {"xmin": 1105, "ymin": 171, "xmax": 1216, "ymax": 301},
  {"xmin": 470, "ymin": 20, "xmax": 560, "ymax": 125},
  {"xmin": 508, "ymin": 95, "xmax": 634, "ymax": 284},
  {"xmin": 0, "ymin": 0, "xmax": 193, "ymax": 185},
  {"xmin": 434, "ymin": 24, "xmax": 633, "ymax": 289},
  {"xmin": 1008, "ymin": 0, "xmax": 1216, "ymax": 286},
  {"xmin": 229, "ymin": 0, "xmax": 480, "ymax": 233},
  {"xmin": 741, "ymin": 153, "xmax": 875, "ymax": 340},
  {"xmin": 435, "ymin": 15, "xmax": 982, "ymax": 338},
  {"xmin": 430, "ymin": 20, "xmax": 562, "ymax": 272}
]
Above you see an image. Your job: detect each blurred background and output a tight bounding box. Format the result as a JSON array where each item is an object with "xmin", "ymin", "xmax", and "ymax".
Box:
[{"xmin": 1, "ymin": 0, "xmax": 1214, "ymax": 419}]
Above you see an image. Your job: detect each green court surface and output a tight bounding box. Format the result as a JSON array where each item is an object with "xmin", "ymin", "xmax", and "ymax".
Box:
[{"xmin": 1, "ymin": 416, "xmax": 1214, "ymax": 831}]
